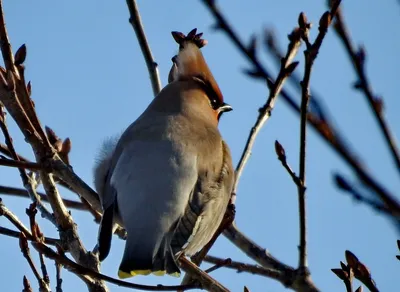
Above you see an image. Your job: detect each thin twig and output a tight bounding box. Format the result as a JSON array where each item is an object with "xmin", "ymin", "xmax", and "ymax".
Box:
[
  {"xmin": 179, "ymin": 257, "xmax": 229, "ymax": 292},
  {"xmin": 264, "ymin": 29, "xmax": 329, "ymax": 123},
  {"xmin": 333, "ymin": 4, "xmax": 400, "ymax": 175},
  {"xmin": 297, "ymin": 12, "xmax": 312, "ymax": 271},
  {"xmin": 234, "ymin": 26, "xmax": 301, "ymax": 192},
  {"xmin": 38, "ymin": 171, "xmax": 94, "ymax": 268},
  {"xmin": 0, "ymin": 185, "xmax": 88, "ymax": 210},
  {"xmin": 179, "ymin": 203, "xmax": 235, "ymax": 289},
  {"xmin": 223, "ymin": 223, "xmax": 319, "ymax": 291},
  {"xmin": 36, "ymin": 242, "xmax": 200, "ymax": 291},
  {"xmin": 0, "ymin": 184, "xmax": 125, "ymax": 240},
  {"xmin": 0, "ymin": 1, "xmax": 16, "ymax": 74},
  {"xmin": 0, "ymin": 157, "xmax": 43, "ymax": 170},
  {"xmin": 25, "ymin": 203, "xmax": 51, "ymax": 286},
  {"xmin": 0, "ymin": 106, "xmax": 55, "ymax": 224},
  {"xmin": 274, "ymin": 140, "xmax": 302, "ymax": 187},
  {"xmin": 51, "ymin": 159, "xmax": 103, "ymax": 213},
  {"xmin": 39, "ymin": 252, "xmax": 50, "ymax": 285},
  {"xmin": 55, "ymin": 262, "xmax": 63, "ymax": 292},
  {"xmin": 23, "ymin": 276, "xmax": 33, "ymax": 292},
  {"xmin": 200, "ymin": 0, "xmax": 400, "ymax": 224},
  {"xmin": 297, "ymin": 3, "xmax": 341, "ymax": 270},
  {"xmin": 0, "ymin": 142, "xmax": 30, "ymax": 161},
  {"xmin": 204, "ymin": 255, "xmax": 282, "ymax": 279},
  {"xmin": 19, "ymin": 232, "xmax": 51, "ymax": 292},
  {"xmin": 125, "ymin": 0, "xmax": 161, "ymax": 96},
  {"xmin": 200, "ymin": 1, "xmax": 301, "ymax": 192},
  {"xmin": 204, "ymin": 258, "xmax": 232, "ymax": 274},
  {"xmin": 0, "ymin": 201, "xmax": 199, "ymax": 291},
  {"xmin": 0, "ymin": 226, "xmax": 61, "ymax": 246},
  {"xmin": 224, "ymin": 224, "xmax": 291, "ymax": 273},
  {"xmin": 334, "ymin": 173, "xmax": 392, "ymax": 215},
  {"xmin": 344, "ymin": 251, "xmax": 379, "ymax": 292},
  {"xmin": 0, "ymin": 0, "xmax": 50, "ymax": 148},
  {"xmin": 332, "ymin": 266, "xmax": 353, "ymax": 292}
]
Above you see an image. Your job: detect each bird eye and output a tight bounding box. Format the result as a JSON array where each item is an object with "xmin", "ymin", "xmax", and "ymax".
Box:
[{"xmin": 210, "ymin": 98, "xmax": 219, "ymax": 110}]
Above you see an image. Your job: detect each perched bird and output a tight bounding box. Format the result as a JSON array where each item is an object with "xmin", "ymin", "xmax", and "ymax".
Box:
[{"xmin": 93, "ymin": 28, "xmax": 234, "ymax": 279}]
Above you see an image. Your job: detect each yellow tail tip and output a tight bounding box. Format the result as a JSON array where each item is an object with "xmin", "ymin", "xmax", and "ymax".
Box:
[
  {"xmin": 118, "ymin": 269, "xmax": 181, "ymax": 279},
  {"xmin": 168, "ymin": 271, "xmax": 181, "ymax": 278},
  {"xmin": 118, "ymin": 269, "xmax": 152, "ymax": 279}
]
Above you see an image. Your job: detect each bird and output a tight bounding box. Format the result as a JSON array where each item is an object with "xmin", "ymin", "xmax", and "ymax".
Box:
[{"xmin": 93, "ymin": 28, "xmax": 234, "ymax": 279}]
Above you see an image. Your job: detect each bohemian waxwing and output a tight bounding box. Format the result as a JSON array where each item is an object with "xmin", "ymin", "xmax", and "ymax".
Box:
[{"xmin": 93, "ymin": 28, "xmax": 234, "ymax": 279}]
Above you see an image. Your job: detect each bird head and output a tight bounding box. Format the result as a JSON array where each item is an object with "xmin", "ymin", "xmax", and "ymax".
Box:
[{"xmin": 169, "ymin": 29, "xmax": 232, "ymax": 121}]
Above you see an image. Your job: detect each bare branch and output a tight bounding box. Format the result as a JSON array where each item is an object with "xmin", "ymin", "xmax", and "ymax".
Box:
[
  {"xmin": 23, "ymin": 276, "xmax": 33, "ymax": 292},
  {"xmin": 297, "ymin": 11, "xmax": 312, "ymax": 272},
  {"xmin": 56, "ymin": 262, "xmax": 63, "ymax": 292},
  {"xmin": 51, "ymin": 159, "xmax": 103, "ymax": 213},
  {"xmin": 0, "ymin": 4, "xmax": 110, "ymax": 290},
  {"xmin": 344, "ymin": 250, "xmax": 379, "ymax": 292},
  {"xmin": 203, "ymin": 258, "xmax": 232, "ymax": 274},
  {"xmin": 332, "ymin": 2, "xmax": 400, "ymax": 175},
  {"xmin": 274, "ymin": 140, "xmax": 303, "ymax": 187},
  {"xmin": 0, "ymin": 105, "xmax": 55, "ymax": 224},
  {"xmin": 19, "ymin": 232, "xmax": 51, "ymax": 292},
  {"xmin": 39, "ymin": 252, "xmax": 50, "ymax": 286},
  {"xmin": 0, "ymin": 2, "xmax": 49, "ymax": 147},
  {"xmin": 0, "ymin": 185, "xmax": 88, "ymax": 210},
  {"xmin": 125, "ymin": 0, "xmax": 161, "ymax": 96},
  {"xmin": 0, "ymin": 142, "xmax": 30, "ymax": 161},
  {"xmin": 223, "ymin": 223, "xmax": 319, "ymax": 291},
  {"xmin": 180, "ymin": 202, "xmax": 235, "ymax": 288},
  {"xmin": 25, "ymin": 203, "xmax": 51, "ymax": 287},
  {"xmin": 296, "ymin": 1, "xmax": 341, "ymax": 270},
  {"xmin": 179, "ymin": 257, "xmax": 229, "ymax": 292},
  {"xmin": 0, "ymin": 201, "xmax": 199, "ymax": 291},
  {"xmin": 199, "ymin": 1, "xmax": 301, "ymax": 193},
  {"xmin": 200, "ymin": 1, "xmax": 400, "ymax": 228},
  {"xmin": 233, "ymin": 23, "xmax": 302, "ymax": 193},
  {"xmin": 0, "ymin": 226, "xmax": 61, "ymax": 246},
  {"xmin": 0, "ymin": 1, "xmax": 16, "ymax": 74},
  {"xmin": 204, "ymin": 255, "xmax": 282, "ymax": 279},
  {"xmin": 334, "ymin": 173, "xmax": 392, "ymax": 215},
  {"xmin": 0, "ymin": 157, "xmax": 43, "ymax": 170}
]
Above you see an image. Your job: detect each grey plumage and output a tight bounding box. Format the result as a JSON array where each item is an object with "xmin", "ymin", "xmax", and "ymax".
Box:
[{"xmin": 94, "ymin": 38, "xmax": 233, "ymax": 279}]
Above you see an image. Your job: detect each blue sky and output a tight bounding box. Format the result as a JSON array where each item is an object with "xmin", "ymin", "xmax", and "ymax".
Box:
[{"xmin": 0, "ymin": 1, "xmax": 399, "ymax": 291}]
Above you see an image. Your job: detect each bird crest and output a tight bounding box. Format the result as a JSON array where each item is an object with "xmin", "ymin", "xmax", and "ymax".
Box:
[{"xmin": 170, "ymin": 28, "xmax": 224, "ymax": 106}]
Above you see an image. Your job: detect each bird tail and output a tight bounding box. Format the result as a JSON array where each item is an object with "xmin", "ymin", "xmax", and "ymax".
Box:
[{"xmin": 118, "ymin": 235, "xmax": 181, "ymax": 279}]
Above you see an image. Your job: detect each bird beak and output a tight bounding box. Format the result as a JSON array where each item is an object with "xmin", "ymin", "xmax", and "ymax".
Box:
[
  {"xmin": 217, "ymin": 103, "xmax": 232, "ymax": 120},
  {"xmin": 219, "ymin": 103, "xmax": 233, "ymax": 113}
]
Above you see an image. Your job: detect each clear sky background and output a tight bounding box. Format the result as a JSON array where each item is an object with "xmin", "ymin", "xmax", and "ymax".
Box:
[{"xmin": 0, "ymin": 1, "xmax": 399, "ymax": 291}]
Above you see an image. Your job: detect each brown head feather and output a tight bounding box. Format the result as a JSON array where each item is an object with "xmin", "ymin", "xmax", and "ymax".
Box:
[{"xmin": 172, "ymin": 29, "xmax": 223, "ymax": 106}]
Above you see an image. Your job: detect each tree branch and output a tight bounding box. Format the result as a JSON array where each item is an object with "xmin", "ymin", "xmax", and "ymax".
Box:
[
  {"xmin": 200, "ymin": 1, "xmax": 400, "ymax": 227},
  {"xmin": 0, "ymin": 201, "xmax": 199, "ymax": 291},
  {"xmin": 200, "ymin": 1, "xmax": 302, "ymax": 193},
  {"xmin": 19, "ymin": 232, "xmax": 51, "ymax": 292},
  {"xmin": 223, "ymin": 223, "xmax": 319, "ymax": 291},
  {"xmin": 296, "ymin": 0, "xmax": 341, "ymax": 270},
  {"xmin": 204, "ymin": 255, "xmax": 283, "ymax": 279},
  {"xmin": 0, "ymin": 105, "xmax": 55, "ymax": 224},
  {"xmin": 0, "ymin": 157, "xmax": 42, "ymax": 170},
  {"xmin": 0, "ymin": 185, "xmax": 88, "ymax": 210},
  {"xmin": 125, "ymin": 0, "xmax": 161, "ymax": 96},
  {"xmin": 332, "ymin": 2, "xmax": 400, "ymax": 175},
  {"xmin": 0, "ymin": 3, "xmax": 110, "ymax": 290},
  {"xmin": 334, "ymin": 173, "xmax": 392, "ymax": 216}
]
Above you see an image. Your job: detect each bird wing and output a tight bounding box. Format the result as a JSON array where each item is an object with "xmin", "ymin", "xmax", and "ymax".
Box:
[{"xmin": 171, "ymin": 140, "xmax": 234, "ymax": 256}]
